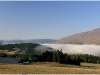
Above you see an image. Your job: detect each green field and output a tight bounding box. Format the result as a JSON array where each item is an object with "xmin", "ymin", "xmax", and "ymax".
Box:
[{"xmin": 0, "ymin": 62, "xmax": 100, "ymax": 74}]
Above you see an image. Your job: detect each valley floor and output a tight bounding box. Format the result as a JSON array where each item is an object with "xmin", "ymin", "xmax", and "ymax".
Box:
[{"xmin": 0, "ymin": 62, "xmax": 100, "ymax": 74}]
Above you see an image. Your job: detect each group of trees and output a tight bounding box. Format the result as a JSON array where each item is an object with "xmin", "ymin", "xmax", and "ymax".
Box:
[
  {"xmin": 1, "ymin": 50, "xmax": 100, "ymax": 65},
  {"xmin": 39, "ymin": 50, "xmax": 100, "ymax": 65},
  {"xmin": 74, "ymin": 54, "xmax": 100, "ymax": 64},
  {"xmin": 41, "ymin": 50, "xmax": 80, "ymax": 65},
  {"xmin": 0, "ymin": 43, "xmax": 39, "ymax": 51}
]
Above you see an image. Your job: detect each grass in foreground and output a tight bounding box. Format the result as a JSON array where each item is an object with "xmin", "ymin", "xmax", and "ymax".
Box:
[{"xmin": 0, "ymin": 62, "xmax": 100, "ymax": 74}]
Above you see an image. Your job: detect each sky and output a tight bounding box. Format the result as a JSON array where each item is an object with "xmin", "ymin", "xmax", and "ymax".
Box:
[{"xmin": 0, "ymin": 1, "xmax": 100, "ymax": 40}]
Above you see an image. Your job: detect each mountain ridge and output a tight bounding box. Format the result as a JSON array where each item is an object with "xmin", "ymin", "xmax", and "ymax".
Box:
[
  {"xmin": 0, "ymin": 39, "xmax": 56, "ymax": 45},
  {"xmin": 52, "ymin": 28, "xmax": 100, "ymax": 45}
]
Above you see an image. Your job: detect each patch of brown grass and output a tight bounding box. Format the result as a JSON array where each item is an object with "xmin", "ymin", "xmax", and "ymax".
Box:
[{"xmin": 0, "ymin": 62, "xmax": 100, "ymax": 74}]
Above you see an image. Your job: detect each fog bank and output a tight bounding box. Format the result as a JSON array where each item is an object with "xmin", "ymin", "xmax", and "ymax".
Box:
[
  {"xmin": 33, "ymin": 45, "xmax": 55, "ymax": 55},
  {"xmin": 42, "ymin": 44, "xmax": 100, "ymax": 56}
]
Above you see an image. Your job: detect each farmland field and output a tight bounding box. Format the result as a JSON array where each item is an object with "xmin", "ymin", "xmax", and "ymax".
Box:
[{"xmin": 0, "ymin": 62, "xmax": 100, "ymax": 74}]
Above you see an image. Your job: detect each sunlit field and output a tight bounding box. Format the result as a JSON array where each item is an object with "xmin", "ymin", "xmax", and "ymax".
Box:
[{"xmin": 0, "ymin": 62, "xmax": 100, "ymax": 74}]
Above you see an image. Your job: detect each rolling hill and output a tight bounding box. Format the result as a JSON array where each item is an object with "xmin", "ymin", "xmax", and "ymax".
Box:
[
  {"xmin": 0, "ymin": 43, "xmax": 55, "ymax": 55},
  {"xmin": 52, "ymin": 28, "xmax": 100, "ymax": 45}
]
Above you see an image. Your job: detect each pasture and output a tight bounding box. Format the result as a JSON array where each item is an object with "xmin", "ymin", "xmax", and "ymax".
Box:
[{"xmin": 0, "ymin": 62, "xmax": 100, "ymax": 74}]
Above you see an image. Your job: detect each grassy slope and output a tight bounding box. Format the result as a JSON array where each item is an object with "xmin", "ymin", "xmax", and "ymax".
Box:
[
  {"xmin": 0, "ymin": 43, "xmax": 40, "ymax": 54},
  {"xmin": 0, "ymin": 62, "xmax": 100, "ymax": 74}
]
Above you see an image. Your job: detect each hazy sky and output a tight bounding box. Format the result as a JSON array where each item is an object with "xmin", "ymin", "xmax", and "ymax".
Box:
[{"xmin": 0, "ymin": 1, "xmax": 100, "ymax": 40}]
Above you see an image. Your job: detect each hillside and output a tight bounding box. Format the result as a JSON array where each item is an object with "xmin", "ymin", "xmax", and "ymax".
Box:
[
  {"xmin": 0, "ymin": 43, "xmax": 55, "ymax": 55},
  {"xmin": 52, "ymin": 28, "xmax": 100, "ymax": 45}
]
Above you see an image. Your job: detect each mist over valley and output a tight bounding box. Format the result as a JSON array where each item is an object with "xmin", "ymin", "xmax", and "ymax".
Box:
[{"xmin": 42, "ymin": 44, "xmax": 100, "ymax": 56}]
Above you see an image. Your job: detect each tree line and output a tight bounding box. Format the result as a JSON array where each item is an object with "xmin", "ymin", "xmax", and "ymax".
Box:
[{"xmin": 0, "ymin": 50, "xmax": 100, "ymax": 65}]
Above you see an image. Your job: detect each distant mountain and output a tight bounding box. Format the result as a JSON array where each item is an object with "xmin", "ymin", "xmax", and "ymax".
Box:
[
  {"xmin": 52, "ymin": 28, "xmax": 100, "ymax": 45},
  {"xmin": 0, "ymin": 39, "xmax": 56, "ymax": 45},
  {"xmin": 23, "ymin": 39, "xmax": 56, "ymax": 44}
]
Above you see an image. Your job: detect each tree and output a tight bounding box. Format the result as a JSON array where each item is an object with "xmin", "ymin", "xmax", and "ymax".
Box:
[
  {"xmin": 52, "ymin": 51, "xmax": 58, "ymax": 62},
  {"xmin": 56, "ymin": 50, "xmax": 63, "ymax": 63}
]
